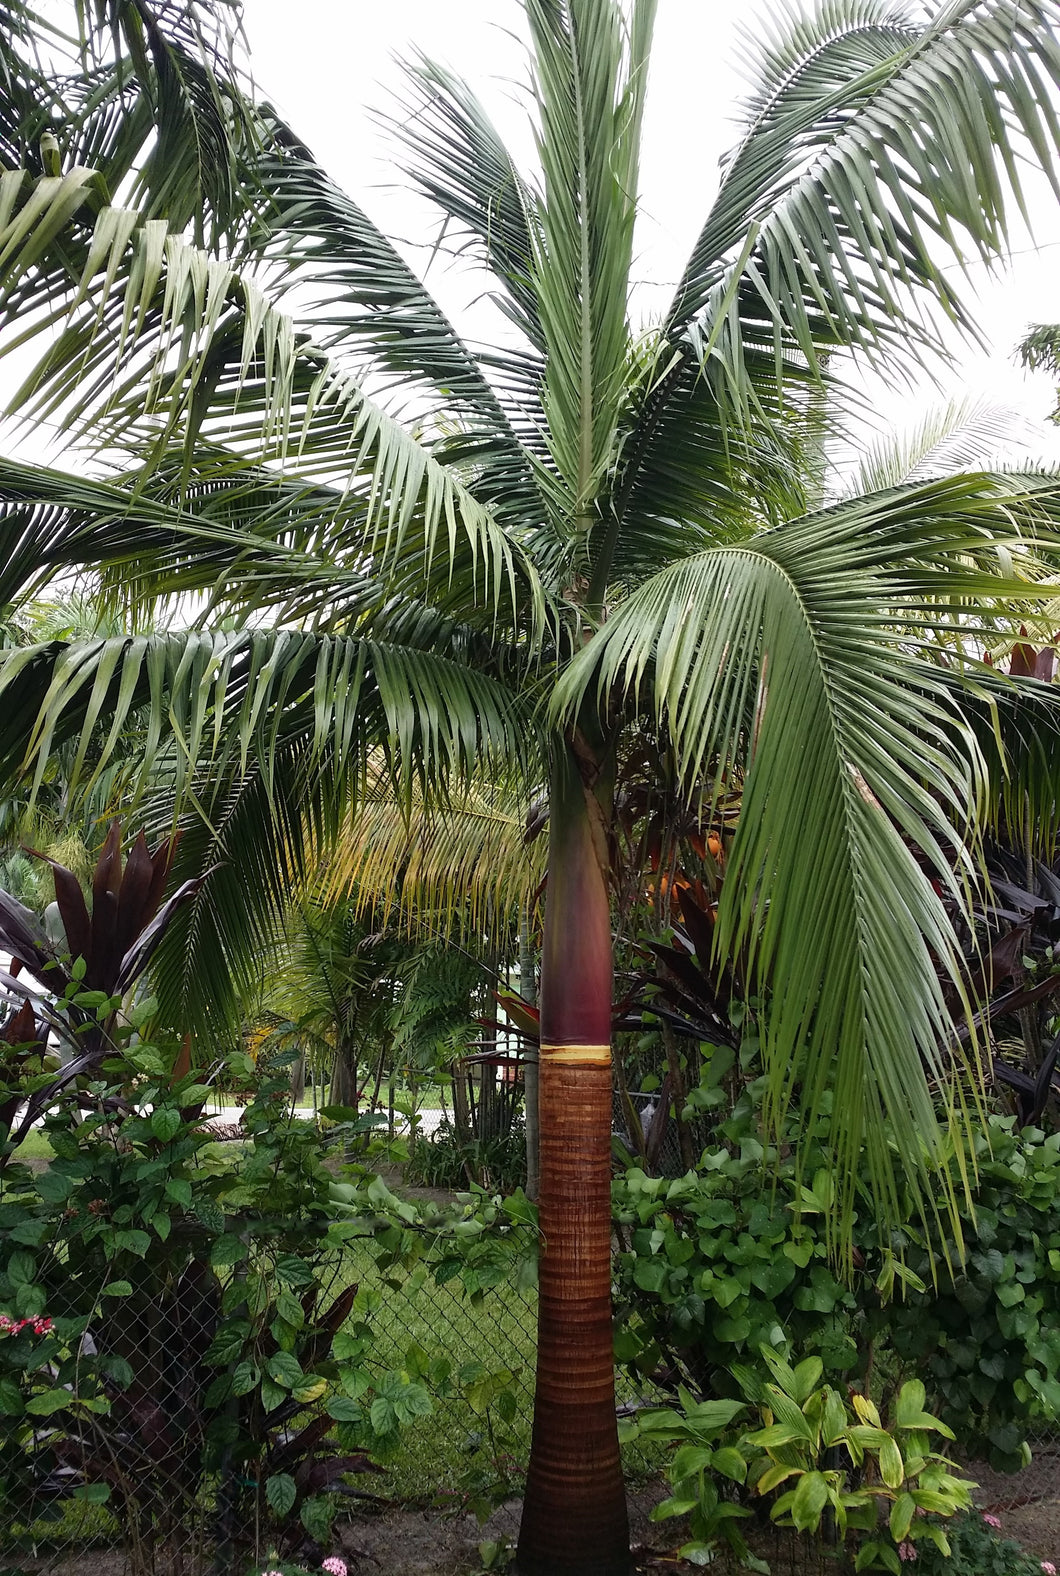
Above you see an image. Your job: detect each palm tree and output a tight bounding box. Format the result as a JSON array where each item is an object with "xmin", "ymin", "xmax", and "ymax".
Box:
[{"xmin": 5, "ymin": 3, "xmax": 1060, "ymax": 1571}]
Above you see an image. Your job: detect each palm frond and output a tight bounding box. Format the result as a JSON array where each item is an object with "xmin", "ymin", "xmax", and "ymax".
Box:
[
  {"xmin": 525, "ymin": 0, "xmax": 655, "ymax": 530},
  {"xmin": 1019, "ymin": 322, "xmax": 1060, "ymax": 379},
  {"xmin": 319, "ymin": 771, "xmax": 544, "ymax": 939},
  {"xmin": 554, "ymin": 471, "xmax": 1060, "ymax": 1237},
  {"xmin": 0, "ymin": 625, "xmax": 538, "ymax": 1041},
  {"xmin": 842, "ymin": 398, "xmax": 1034, "ymax": 499},
  {"xmin": 0, "ymin": 454, "xmax": 322, "ymax": 608},
  {"xmin": 0, "ymin": 211, "xmax": 548, "ymax": 639},
  {"xmin": 76, "ymin": 0, "xmax": 261, "ymax": 246},
  {"xmin": 0, "ymin": 1, "xmax": 60, "ymax": 166},
  {"xmin": 254, "ymin": 115, "xmax": 536, "ymax": 431},
  {"xmin": 665, "ymin": 0, "xmax": 1060, "ymax": 424},
  {"xmin": 389, "ymin": 53, "xmax": 545, "ymax": 359},
  {"xmin": 587, "ymin": 340, "xmax": 818, "ymax": 597},
  {"xmin": 951, "ymin": 665, "xmax": 1060, "ymax": 861},
  {"xmin": 0, "ymin": 0, "xmax": 261, "ymax": 259},
  {"xmin": 0, "ymin": 628, "xmax": 535, "ymax": 811}
]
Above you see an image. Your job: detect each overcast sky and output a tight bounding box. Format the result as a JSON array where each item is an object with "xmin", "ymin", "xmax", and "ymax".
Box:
[{"xmin": 236, "ymin": 0, "xmax": 1060, "ymax": 465}]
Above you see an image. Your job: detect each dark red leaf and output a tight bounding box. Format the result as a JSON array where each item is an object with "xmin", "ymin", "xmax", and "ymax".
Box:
[
  {"xmin": 676, "ymin": 886, "xmax": 717, "ymax": 966},
  {"xmin": 144, "ymin": 831, "xmax": 183, "ymax": 927},
  {"xmin": 114, "ymin": 874, "xmax": 210, "ymax": 994},
  {"xmin": 114, "ymin": 831, "xmax": 155, "ymax": 962},
  {"xmin": 0, "ymin": 890, "xmax": 59, "ymax": 983},
  {"xmin": 23, "ymin": 848, "xmax": 91, "ymax": 967},
  {"xmin": 0, "ymin": 999, "xmax": 41, "ymax": 1050},
  {"xmin": 88, "ymin": 821, "xmax": 123, "ymax": 991}
]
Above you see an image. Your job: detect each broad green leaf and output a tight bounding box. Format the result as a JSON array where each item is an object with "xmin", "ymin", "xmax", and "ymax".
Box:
[
  {"xmin": 265, "ymin": 1472, "xmax": 297, "ymax": 1518},
  {"xmin": 150, "ymin": 1107, "xmax": 182, "ymax": 1143},
  {"xmin": 889, "ymin": 1493, "xmax": 916, "ymax": 1544},
  {"xmin": 25, "ymin": 1389, "xmax": 71, "ymax": 1416},
  {"xmin": 72, "ymin": 1483, "xmax": 111, "ymax": 1504},
  {"xmin": 209, "ymin": 1235, "xmax": 247, "ymax": 1269},
  {"xmin": 878, "ymin": 1435, "xmax": 905, "ymax": 1490},
  {"xmin": 231, "ymin": 1362, "xmax": 259, "ymax": 1398},
  {"xmin": 267, "ymin": 1352, "xmax": 304, "ymax": 1389},
  {"xmin": 791, "ymin": 1471, "xmax": 830, "ymax": 1533}
]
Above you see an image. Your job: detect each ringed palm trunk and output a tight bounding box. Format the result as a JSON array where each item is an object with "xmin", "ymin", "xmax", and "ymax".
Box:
[{"xmin": 517, "ymin": 743, "xmax": 629, "ymax": 1576}]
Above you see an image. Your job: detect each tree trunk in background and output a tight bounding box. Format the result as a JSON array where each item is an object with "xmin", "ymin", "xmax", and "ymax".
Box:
[
  {"xmin": 517, "ymin": 744, "xmax": 629, "ymax": 1576},
  {"xmin": 289, "ymin": 1054, "xmax": 305, "ymax": 1104},
  {"xmin": 479, "ymin": 981, "xmax": 500, "ymax": 1148},
  {"xmin": 329, "ymin": 1044, "xmax": 358, "ymax": 1111},
  {"xmin": 452, "ymin": 1058, "xmax": 471, "ymax": 1141}
]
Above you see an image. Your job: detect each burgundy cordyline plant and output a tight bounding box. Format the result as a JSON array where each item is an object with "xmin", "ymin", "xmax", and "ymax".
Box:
[{"xmin": 0, "ymin": 823, "xmax": 205, "ymax": 1150}]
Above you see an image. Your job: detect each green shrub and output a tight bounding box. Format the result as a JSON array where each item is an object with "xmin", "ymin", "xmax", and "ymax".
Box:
[
  {"xmin": 613, "ymin": 1083, "xmax": 1060, "ymax": 1469},
  {"xmin": 622, "ymin": 1351, "xmax": 974, "ymax": 1573},
  {"xmin": 878, "ymin": 1119, "xmax": 1060, "ymax": 1468},
  {"xmin": 0, "ymin": 1036, "xmax": 405, "ymax": 1563},
  {"xmin": 910, "ymin": 1510, "xmax": 1054, "ymax": 1575},
  {"xmin": 1, "ymin": 1047, "xmax": 433, "ymax": 1557},
  {"xmin": 1, "ymin": 1010, "xmax": 540, "ymax": 1570},
  {"xmin": 404, "ymin": 1117, "xmax": 526, "ymax": 1193}
]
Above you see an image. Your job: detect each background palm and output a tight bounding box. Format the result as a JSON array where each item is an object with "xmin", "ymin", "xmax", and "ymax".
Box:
[{"xmin": 4, "ymin": 2, "xmax": 1060, "ymax": 1570}]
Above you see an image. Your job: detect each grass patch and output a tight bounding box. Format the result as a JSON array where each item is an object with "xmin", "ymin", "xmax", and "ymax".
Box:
[
  {"xmin": 337, "ymin": 1242, "xmax": 537, "ymax": 1504},
  {"xmin": 8, "ymin": 1127, "xmax": 53, "ymax": 1163},
  {"xmin": 331, "ymin": 1240, "xmax": 664, "ymax": 1507}
]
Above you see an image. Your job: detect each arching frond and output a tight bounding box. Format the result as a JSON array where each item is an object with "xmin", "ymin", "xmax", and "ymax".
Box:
[
  {"xmin": 587, "ymin": 341, "xmax": 819, "ymax": 596},
  {"xmin": 389, "ymin": 52, "xmax": 545, "ymax": 358},
  {"xmin": 319, "ymin": 772, "xmax": 544, "ymax": 938},
  {"xmin": 0, "ymin": 0, "xmax": 261, "ymax": 256},
  {"xmin": 665, "ymin": 1, "xmax": 1060, "ymax": 427},
  {"xmin": 0, "ymin": 203, "xmax": 550, "ymax": 636},
  {"xmin": 254, "ymin": 116, "xmax": 536, "ymax": 429},
  {"xmin": 841, "ymin": 399, "xmax": 1035, "ymax": 499},
  {"xmin": 0, "ymin": 628, "xmax": 535, "ymax": 808},
  {"xmin": 525, "ymin": 0, "xmax": 655, "ymax": 529},
  {"xmin": 555, "ymin": 471, "xmax": 1060, "ymax": 1240},
  {"xmin": 953, "ymin": 666, "xmax": 1060, "ymax": 861}
]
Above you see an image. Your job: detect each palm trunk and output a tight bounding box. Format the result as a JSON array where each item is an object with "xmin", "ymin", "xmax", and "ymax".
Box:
[{"xmin": 517, "ymin": 744, "xmax": 629, "ymax": 1576}]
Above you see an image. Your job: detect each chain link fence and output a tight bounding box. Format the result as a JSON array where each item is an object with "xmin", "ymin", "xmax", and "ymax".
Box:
[
  {"xmin": 4, "ymin": 1211, "xmax": 1060, "ymax": 1574},
  {"xmin": 2, "ymin": 1268, "xmax": 224, "ymax": 1576},
  {"xmin": 0, "ymin": 1241, "xmax": 674, "ymax": 1576}
]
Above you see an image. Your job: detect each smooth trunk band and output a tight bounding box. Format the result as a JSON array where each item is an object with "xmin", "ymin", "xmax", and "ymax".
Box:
[{"xmin": 539, "ymin": 1043, "xmax": 612, "ymax": 1065}]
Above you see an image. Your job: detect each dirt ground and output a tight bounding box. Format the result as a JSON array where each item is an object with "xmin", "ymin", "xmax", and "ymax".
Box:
[
  {"xmin": 6, "ymin": 1486, "xmax": 1058, "ymax": 1576},
  {"xmin": 971, "ymin": 1448, "xmax": 1060, "ymax": 1562},
  {"xmin": 0, "ymin": 1490, "xmax": 849, "ymax": 1576},
  {"xmin": 333, "ymin": 1489, "xmax": 1060, "ymax": 1575}
]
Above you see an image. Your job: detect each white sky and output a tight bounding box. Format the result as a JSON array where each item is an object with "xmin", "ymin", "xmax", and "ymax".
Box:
[{"xmin": 238, "ymin": 0, "xmax": 1060, "ymax": 466}]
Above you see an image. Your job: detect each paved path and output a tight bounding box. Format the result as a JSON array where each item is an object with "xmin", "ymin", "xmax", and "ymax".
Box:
[{"xmin": 201, "ymin": 1104, "xmax": 445, "ymax": 1136}]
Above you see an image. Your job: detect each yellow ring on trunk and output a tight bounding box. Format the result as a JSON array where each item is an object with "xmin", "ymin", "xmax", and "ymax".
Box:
[{"xmin": 539, "ymin": 1043, "xmax": 612, "ymax": 1065}]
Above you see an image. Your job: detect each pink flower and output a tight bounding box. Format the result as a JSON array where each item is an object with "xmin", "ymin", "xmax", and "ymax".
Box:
[
  {"xmin": 898, "ymin": 1545, "xmax": 917, "ymax": 1564},
  {"xmin": 983, "ymin": 1514, "xmax": 1002, "ymax": 1530},
  {"xmin": 1041, "ymin": 1564, "xmax": 1056, "ymax": 1575},
  {"xmin": 260, "ymin": 1569, "xmax": 285, "ymax": 1576},
  {"xmin": 322, "ymin": 1562, "xmax": 347, "ymax": 1576}
]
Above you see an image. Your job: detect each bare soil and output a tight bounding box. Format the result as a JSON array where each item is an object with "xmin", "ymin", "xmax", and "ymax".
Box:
[
  {"xmin": 6, "ymin": 1490, "xmax": 1058, "ymax": 1576},
  {"xmin": 969, "ymin": 1449, "xmax": 1060, "ymax": 1561}
]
